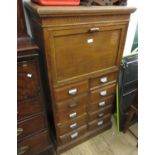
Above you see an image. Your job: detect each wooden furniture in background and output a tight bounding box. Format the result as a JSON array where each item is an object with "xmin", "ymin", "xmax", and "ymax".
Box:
[
  {"xmin": 25, "ymin": 2, "xmax": 136, "ymax": 154},
  {"xmin": 17, "ymin": 0, "xmax": 55, "ymax": 154}
]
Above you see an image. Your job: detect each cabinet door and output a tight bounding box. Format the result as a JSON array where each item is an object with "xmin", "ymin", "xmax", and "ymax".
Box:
[{"xmin": 47, "ymin": 24, "xmax": 127, "ymax": 84}]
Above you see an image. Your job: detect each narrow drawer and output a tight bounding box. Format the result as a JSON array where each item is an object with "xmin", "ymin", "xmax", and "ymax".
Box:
[
  {"xmin": 88, "ymin": 95, "xmax": 114, "ymax": 112},
  {"xmin": 55, "ymin": 94, "xmax": 88, "ymax": 113},
  {"xmin": 17, "ymin": 130, "xmax": 49, "ymax": 155},
  {"xmin": 90, "ymin": 83, "xmax": 116, "ymax": 102},
  {"xmin": 56, "ymin": 106, "xmax": 86, "ymax": 124},
  {"xmin": 17, "ymin": 114, "xmax": 47, "ymax": 139},
  {"xmin": 59, "ymin": 125, "xmax": 87, "ymax": 144},
  {"xmin": 57, "ymin": 114, "xmax": 87, "ymax": 135},
  {"xmin": 88, "ymin": 108, "xmax": 112, "ymax": 122},
  {"xmin": 17, "ymin": 97, "xmax": 43, "ymax": 120},
  {"xmin": 17, "ymin": 60, "xmax": 40, "ymax": 101},
  {"xmin": 88, "ymin": 115, "xmax": 111, "ymax": 131},
  {"xmin": 90, "ymin": 72, "xmax": 117, "ymax": 89},
  {"xmin": 54, "ymin": 81, "xmax": 89, "ymax": 102}
]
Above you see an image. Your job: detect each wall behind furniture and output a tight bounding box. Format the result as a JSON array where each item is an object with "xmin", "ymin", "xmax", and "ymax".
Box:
[{"xmin": 22, "ymin": 0, "xmax": 138, "ymax": 56}]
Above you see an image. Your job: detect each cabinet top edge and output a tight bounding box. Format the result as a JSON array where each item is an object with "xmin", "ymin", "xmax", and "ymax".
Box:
[{"xmin": 24, "ymin": 2, "xmax": 136, "ymax": 17}]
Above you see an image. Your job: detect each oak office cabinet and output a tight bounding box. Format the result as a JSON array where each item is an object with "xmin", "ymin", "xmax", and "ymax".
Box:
[{"xmin": 25, "ymin": 2, "xmax": 136, "ymax": 153}]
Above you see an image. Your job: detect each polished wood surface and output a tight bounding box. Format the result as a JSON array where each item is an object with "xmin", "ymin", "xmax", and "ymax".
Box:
[
  {"xmin": 25, "ymin": 2, "xmax": 136, "ymax": 153},
  {"xmin": 17, "ymin": 1, "xmax": 54, "ymax": 154}
]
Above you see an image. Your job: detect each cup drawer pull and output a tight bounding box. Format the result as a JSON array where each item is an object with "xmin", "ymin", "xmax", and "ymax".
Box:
[
  {"xmin": 100, "ymin": 77, "xmax": 108, "ymax": 83},
  {"xmin": 17, "ymin": 146, "xmax": 30, "ymax": 155},
  {"xmin": 98, "ymin": 113, "xmax": 104, "ymax": 118},
  {"xmin": 97, "ymin": 120, "xmax": 103, "ymax": 126},
  {"xmin": 26, "ymin": 73, "xmax": 32, "ymax": 78},
  {"xmin": 98, "ymin": 101, "xmax": 105, "ymax": 107},
  {"xmin": 100, "ymin": 90, "xmax": 107, "ymax": 96},
  {"xmin": 70, "ymin": 123, "xmax": 77, "ymax": 129},
  {"xmin": 70, "ymin": 132, "xmax": 78, "ymax": 139},
  {"xmin": 69, "ymin": 112, "xmax": 77, "ymax": 118},
  {"xmin": 68, "ymin": 88, "xmax": 78, "ymax": 95},
  {"xmin": 17, "ymin": 128, "xmax": 23, "ymax": 136},
  {"xmin": 68, "ymin": 102, "xmax": 78, "ymax": 108},
  {"xmin": 89, "ymin": 27, "xmax": 100, "ymax": 32}
]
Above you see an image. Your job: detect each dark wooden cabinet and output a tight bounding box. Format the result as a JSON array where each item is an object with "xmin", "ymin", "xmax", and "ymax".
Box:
[
  {"xmin": 25, "ymin": 2, "xmax": 136, "ymax": 154},
  {"xmin": 17, "ymin": 0, "xmax": 55, "ymax": 155}
]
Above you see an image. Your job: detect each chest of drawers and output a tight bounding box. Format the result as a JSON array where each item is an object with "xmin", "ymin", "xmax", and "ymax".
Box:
[
  {"xmin": 17, "ymin": 39, "xmax": 55, "ymax": 155},
  {"xmin": 25, "ymin": 2, "xmax": 136, "ymax": 153}
]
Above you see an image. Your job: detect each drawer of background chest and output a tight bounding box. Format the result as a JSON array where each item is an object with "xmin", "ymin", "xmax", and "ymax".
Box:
[
  {"xmin": 90, "ymin": 72, "xmax": 117, "ymax": 89},
  {"xmin": 54, "ymin": 81, "xmax": 88, "ymax": 102},
  {"xmin": 17, "ymin": 60, "xmax": 40, "ymax": 101},
  {"xmin": 55, "ymin": 94, "xmax": 88, "ymax": 113},
  {"xmin": 88, "ymin": 108, "xmax": 112, "ymax": 122},
  {"xmin": 17, "ymin": 130, "xmax": 49, "ymax": 155},
  {"xmin": 57, "ymin": 114, "xmax": 87, "ymax": 135},
  {"xmin": 90, "ymin": 83, "xmax": 116, "ymax": 102},
  {"xmin": 58, "ymin": 125, "xmax": 87, "ymax": 145},
  {"xmin": 88, "ymin": 95, "xmax": 114, "ymax": 112},
  {"xmin": 17, "ymin": 97, "xmax": 43, "ymax": 120},
  {"xmin": 88, "ymin": 114, "xmax": 111, "ymax": 131},
  {"xmin": 18, "ymin": 114, "xmax": 47, "ymax": 139},
  {"xmin": 56, "ymin": 106, "xmax": 86, "ymax": 124}
]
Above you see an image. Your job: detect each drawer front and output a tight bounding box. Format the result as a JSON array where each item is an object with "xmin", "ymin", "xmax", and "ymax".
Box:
[
  {"xmin": 90, "ymin": 72, "xmax": 117, "ymax": 89},
  {"xmin": 57, "ymin": 114, "xmax": 87, "ymax": 135},
  {"xmin": 88, "ymin": 115, "xmax": 111, "ymax": 131},
  {"xmin": 59, "ymin": 125, "xmax": 87, "ymax": 144},
  {"xmin": 55, "ymin": 94, "xmax": 88, "ymax": 113},
  {"xmin": 56, "ymin": 106, "xmax": 86, "ymax": 124},
  {"xmin": 17, "ymin": 97, "xmax": 43, "ymax": 120},
  {"xmin": 49, "ymin": 25, "xmax": 123, "ymax": 83},
  {"xmin": 88, "ymin": 108, "xmax": 112, "ymax": 122},
  {"xmin": 17, "ymin": 131, "xmax": 49, "ymax": 155},
  {"xmin": 17, "ymin": 60, "xmax": 40, "ymax": 101},
  {"xmin": 18, "ymin": 114, "xmax": 46, "ymax": 139},
  {"xmin": 88, "ymin": 95, "xmax": 114, "ymax": 112},
  {"xmin": 91, "ymin": 84, "xmax": 116, "ymax": 102},
  {"xmin": 54, "ymin": 81, "xmax": 88, "ymax": 102}
]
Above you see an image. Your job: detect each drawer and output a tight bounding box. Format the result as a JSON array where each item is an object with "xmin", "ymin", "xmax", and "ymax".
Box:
[
  {"xmin": 91, "ymin": 83, "xmax": 116, "ymax": 102},
  {"xmin": 54, "ymin": 81, "xmax": 88, "ymax": 102},
  {"xmin": 17, "ymin": 60, "xmax": 40, "ymax": 101},
  {"xmin": 90, "ymin": 72, "xmax": 117, "ymax": 89},
  {"xmin": 17, "ymin": 130, "xmax": 49, "ymax": 155},
  {"xmin": 55, "ymin": 94, "xmax": 88, "ymax": 113},
  {"xmin": 59, "ymin": 125, "xmax": 87, "ymax": 144},
  {"xmin": 18, "ymin": 114, "xmax": 47, "ymax": 139},
  {"xmin": 57, "ymin": 114, "xmax": 87, "ymax": 135},
  {"xmin": 88, "ymin": 108, "xmax": 112, "ymax": 122},
  {"xmin": 17, "ymin": 97, "xmax": 43, "ymax": 120},
  {"xmin": 56, "ymin": 106, "xmax": 86, "ymax": 124},
  {"xmin": 88, "ymin": 95, "xmax": 114, "ymax": 112},
  {"xmin": 88, "ymin": 114, "xmax": 111, "ymax": 131}
]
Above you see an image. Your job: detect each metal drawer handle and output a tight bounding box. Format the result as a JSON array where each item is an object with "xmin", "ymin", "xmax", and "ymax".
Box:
[
  {"xmin": 68, "ymin": 102, "xmax": 78, "ymax": 108},
  {"xmin": 100, "ymin": 90, "xmax": 107, "ymax": 96},
  {"xmin": 98, "ymin": 101, "xmax": 105, "ymax": 107},
  {"xmin": 100, "ymin": 77, "xmax": 108, "ymax": 83},
  {"xmin": 68, "ymin": 88, "xmax": 78, "ymax": 95},
  {"xmin": 70, "ymin": 123, "xmax": 77, "ymax": 129},
  {"xmin": 97, "ymin": 120, "xmax": 103, "ymax": 126},
  {"xmin": 17, "ymin": 128, "xmax": 23, "ymax": 136},
  {"xmin": 26, "ymin": 73, "xmax": 32, "ymax": 78},
  {"xmin": 70, "ymin": 132, "xmax": 78, "ymax": 139},
  {"xmin": 17, "ymin": 146, "xmax": 30, "ymax": 155},
  {"xmin": 69, "ymin": 112, "xmax": 77, "ymax": 118},
  {"xmin": 89, "ymin": 27, "xmax": 100, "ymax": 32},
  {"xmin": 98, "ymin": 113, "xmax": 104, "ymax": 118}
]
